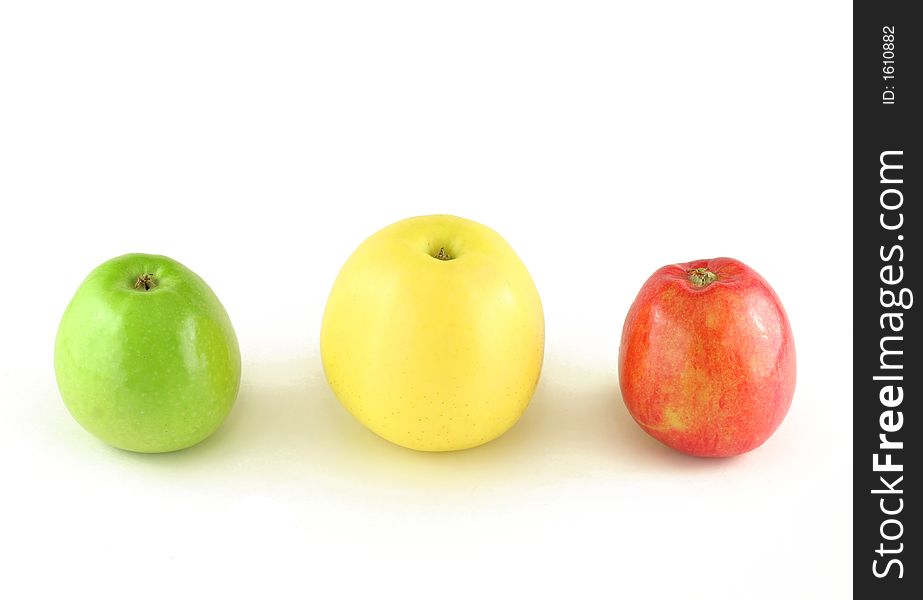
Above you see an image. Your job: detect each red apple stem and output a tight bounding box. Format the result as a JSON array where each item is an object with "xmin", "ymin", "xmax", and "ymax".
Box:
[{"xmin": 688, "ymin": 267, "xmax": 717, "ymax": 287}]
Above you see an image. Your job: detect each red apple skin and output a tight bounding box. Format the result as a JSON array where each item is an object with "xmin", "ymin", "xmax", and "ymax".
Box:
[{"xmin": 618, "ymin": 258, "xmax": 795, "ymax": 457}]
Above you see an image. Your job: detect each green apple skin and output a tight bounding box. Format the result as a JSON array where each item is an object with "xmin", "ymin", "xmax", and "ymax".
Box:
[{"xmin": 54, "ymin": 254, "xmax": 241, "ymax": 453}]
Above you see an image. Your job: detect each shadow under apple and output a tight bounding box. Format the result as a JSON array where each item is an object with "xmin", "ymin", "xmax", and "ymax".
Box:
[{"xmin": 120, "ymin": 351, "xmax": 739, "ymax": 490}]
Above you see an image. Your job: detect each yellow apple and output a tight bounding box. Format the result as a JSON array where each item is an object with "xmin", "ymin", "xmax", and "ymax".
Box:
[{"xmin": 321, "ymin": 215, "xmax": 545, "ymax": 451}]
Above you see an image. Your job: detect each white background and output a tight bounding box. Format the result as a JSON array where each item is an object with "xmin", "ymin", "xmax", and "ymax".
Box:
[{"xmin": 0, "ymin": 2, "xmax": 852, "ymax": 598}]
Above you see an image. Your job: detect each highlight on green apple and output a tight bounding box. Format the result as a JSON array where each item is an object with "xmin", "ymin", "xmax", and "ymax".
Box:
[
  {"xmin": 320, "ymin": 214, "xmax": 545, "ymax": 452},
  {"xmin": 54, "ymin": 254, "xmax": 241, "ymax": 453}
]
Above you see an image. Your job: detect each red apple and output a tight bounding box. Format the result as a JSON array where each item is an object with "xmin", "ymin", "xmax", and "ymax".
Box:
[{"xmin": 618, "ymin": 258, "xmax": 795, "ymax": 457}]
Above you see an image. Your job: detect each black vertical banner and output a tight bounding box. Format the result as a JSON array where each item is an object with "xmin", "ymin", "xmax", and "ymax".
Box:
[{"xmin": 854, "ymin": 1, "xmax": 920, "ymax": 596}]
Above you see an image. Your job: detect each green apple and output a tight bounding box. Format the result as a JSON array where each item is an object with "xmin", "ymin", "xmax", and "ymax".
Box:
[{"xmin": 54, "ymin": 254, "xmax": 241, "ymax": 453}]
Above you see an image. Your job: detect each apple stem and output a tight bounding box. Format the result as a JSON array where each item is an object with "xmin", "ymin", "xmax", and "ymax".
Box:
[
  {"xmin": 134, "ymin": 274, "xmax": 157, "ymax": 291},
  {"xmin": 688, "ymin": 267, "xmax": 717, "ymax": 288},
  {"xmin": 434, "ymin": 247, "xmax": 452, "ymax": 261}
]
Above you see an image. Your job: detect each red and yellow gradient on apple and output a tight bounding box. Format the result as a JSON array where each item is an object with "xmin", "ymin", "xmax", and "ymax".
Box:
[{"xmin": 618, "ymin": 258, "xmax": 795, "ymax": 457}]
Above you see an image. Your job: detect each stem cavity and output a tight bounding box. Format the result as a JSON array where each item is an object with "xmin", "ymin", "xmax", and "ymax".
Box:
[
  {"xmin": 688, "ymin": 267, "xmax": 717, "ymax": 288},
  {"xmin": 134, "ymin": 273, "xmax": 157, "ymax": 291}
]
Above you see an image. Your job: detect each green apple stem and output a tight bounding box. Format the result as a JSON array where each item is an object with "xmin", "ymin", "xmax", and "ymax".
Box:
[
  {"xmin": 688, "ymin": 267, "xmax": 717, "ymax": 288},
  {"xmin": 134, "ymin": 274, "xmax": 157, "ymax": 291},
  {"xmin": 434, "ymin": 247, "xmax": 452, "ymax": 261}
]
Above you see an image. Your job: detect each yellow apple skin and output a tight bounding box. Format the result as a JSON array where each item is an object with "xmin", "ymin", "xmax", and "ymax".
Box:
[{"xmin": 321, "ymin": 215, "xmax": 544, "ymax": 451}]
